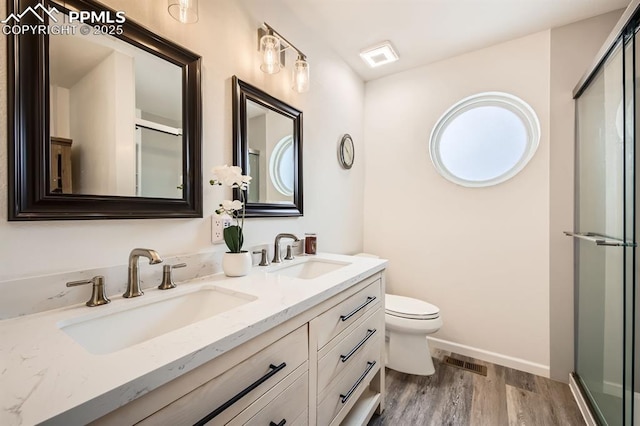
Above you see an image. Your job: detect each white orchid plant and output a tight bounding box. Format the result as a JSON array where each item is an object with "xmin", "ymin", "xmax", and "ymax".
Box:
[{"xmin": 210, "ymin": 165, "xmax": 252, "ymax": 253}]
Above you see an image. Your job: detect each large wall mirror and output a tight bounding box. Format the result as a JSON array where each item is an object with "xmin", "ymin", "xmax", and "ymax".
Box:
[
  {"xmin": 8, "ymin": 0, "xmax": 202, "ymax": 220},
  {"xmin": 232, "ymin": 76, "xmax": 303, "ymax": 217}
]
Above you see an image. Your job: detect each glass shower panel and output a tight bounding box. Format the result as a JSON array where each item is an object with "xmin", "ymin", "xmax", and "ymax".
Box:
[{"xmin": 575, "ymin": 40, "xmax": 625, "ymax": 425}]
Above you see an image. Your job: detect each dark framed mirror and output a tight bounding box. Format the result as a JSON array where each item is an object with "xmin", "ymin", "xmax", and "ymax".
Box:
[
  {"xmin": 8, "ymin": 0, "xmax": 202, "ymax": 220},
  {"xmin": 232, "ymin": 76, "xmax": 303, "ymax": 217}
]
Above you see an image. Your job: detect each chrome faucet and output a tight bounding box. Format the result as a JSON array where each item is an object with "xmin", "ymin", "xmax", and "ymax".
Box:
[
  {"xmin": 272, "ymin": 233, "xmax": 300, "ymax": 263},
  {"xmin": 124, "ymin": 248, "xmax": 163, "ymax": 298}
]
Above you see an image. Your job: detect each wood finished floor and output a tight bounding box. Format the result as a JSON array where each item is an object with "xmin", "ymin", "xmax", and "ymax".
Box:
[{"xmin": 368, "ymin": 350, "xmax": 585, "ymax": 426}]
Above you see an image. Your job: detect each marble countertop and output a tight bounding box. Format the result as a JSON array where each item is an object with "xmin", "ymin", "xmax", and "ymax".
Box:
[{"xmin": 0, "ymin": 253, "xmax": 386, "ymax": 426}]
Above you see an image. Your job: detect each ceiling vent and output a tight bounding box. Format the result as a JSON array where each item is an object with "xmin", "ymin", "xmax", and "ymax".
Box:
[{"xmin": 359, "ymin": 41, "xmax": 399, "ymax": 68}]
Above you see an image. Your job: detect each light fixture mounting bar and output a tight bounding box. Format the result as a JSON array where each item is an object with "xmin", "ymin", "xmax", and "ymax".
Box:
[{"xmin": 261, "ymin": 22, "xmax": 307, "ymax": 60}]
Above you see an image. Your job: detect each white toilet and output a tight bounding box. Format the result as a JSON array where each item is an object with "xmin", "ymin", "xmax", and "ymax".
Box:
[
  {"xmin": 355, "ymin": 253, "xmax": 443, "ymax": 376},
  {"xmin": 385, "ymin": 294, "xmax": 442, "ymax": 376}
]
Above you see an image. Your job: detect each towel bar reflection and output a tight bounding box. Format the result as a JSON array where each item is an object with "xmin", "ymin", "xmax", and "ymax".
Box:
[{"xmin": 563, "ymin": 231, "xmax": 636, "ymax": 247}]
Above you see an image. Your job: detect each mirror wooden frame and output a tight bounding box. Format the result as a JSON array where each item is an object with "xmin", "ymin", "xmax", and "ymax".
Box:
[
  {"xmin": 232, "ymin": 76, "xmax": 303, "ymax": 217},
  {"xmin": 7, "ymin": 0, "xmax": 202, "ymax": 220}
]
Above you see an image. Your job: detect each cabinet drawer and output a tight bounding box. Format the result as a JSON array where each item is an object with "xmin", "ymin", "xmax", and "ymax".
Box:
[
  {"xmin": 317, "ymin": 339, "xmax": 381, "ymax": 426},
  {"xmin": 317, "ymin": 308, "xmax": 383, "ymax": 395},
  {"xmin": 138, "ymin": 326, "xmax": 308, "ymax": 426},
  {"xmin": 239, "ymin": 370, "xmax": 308, "ymax": 426},
  {"xmin": 313, "ymin": 279, "xmax": 381, "ymax": 349}
]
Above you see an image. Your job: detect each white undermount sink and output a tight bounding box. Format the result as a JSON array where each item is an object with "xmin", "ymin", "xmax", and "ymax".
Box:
[
  {"xmin": 58, "ymin": 287, "xmax": 256, "ymax": 355},
  {"xmin": 270, "ymin": 258, "xmax": 350, "ymax": 279}
]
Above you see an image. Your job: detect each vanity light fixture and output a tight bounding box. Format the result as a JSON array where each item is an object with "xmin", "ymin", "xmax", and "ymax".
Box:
[
  {"xmin": 360, "ymin": 41, "xmax": 399, "ymax": 68},
  {"xmin": 258, "ymin": 23, "xmax": 310, "ymax": 93},
  {"xmin": 168, "ymin": 0, "xmax": 198, "ymax": 24},
  {"xmin": 292, "ymin": 55, "xmax": 310, "ymax": 93}
]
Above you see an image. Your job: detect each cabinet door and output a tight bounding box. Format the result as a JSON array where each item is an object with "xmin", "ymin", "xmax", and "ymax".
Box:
[{"xmin": 50, "ymin": 137, "xmax": 73, "ymax": 193}]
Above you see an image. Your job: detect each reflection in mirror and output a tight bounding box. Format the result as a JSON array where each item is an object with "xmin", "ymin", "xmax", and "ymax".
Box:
[
  {"xmin": 246, "ymin": 100, "xmax": 294, "ymax": 204},
  {"xmin": 232, "ymin": 76, "xmax": 303, "ymax": 217},
  {"xmin": 8, "ymin": 0, "xmax": 202, "ymax": 220},
  {"xmin": 269, "ymin": 135, "xmax": 294, "ymax": 197},
  {"xmin": 49, "ymin": 22, "xmax": 183, "ymax": 198}
]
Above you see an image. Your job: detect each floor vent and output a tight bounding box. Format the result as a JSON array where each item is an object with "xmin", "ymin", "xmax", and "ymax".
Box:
[{"xmin": 443, "ymin": 356, "xmax": 488, "ymax": 376}]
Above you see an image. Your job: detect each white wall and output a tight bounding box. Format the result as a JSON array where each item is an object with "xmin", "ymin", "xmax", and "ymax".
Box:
[
  {"xmin": 363, "ymin": 12, "xmax": 620, "ymax": 377},
  {"xmin": 0, "ymin": 0, "xmax": 365, "ymax": 281},
  {"xmin": 113, "ymin": 50, "xmax": 137, "ymax": 197},
  {"xmin": 70, "ymin": 50, "xmax": 136, "ymax": 196},
  {"xmin": 363, "ymin": 31, "xmax": 552, "ymax": 374},
  {"xmin": 50, "ymin": 85, "xmax": 70, "ymax": 138},
  {"xmin": 0, "ymin": 0, "xmax": 364, "ymax": 282}
]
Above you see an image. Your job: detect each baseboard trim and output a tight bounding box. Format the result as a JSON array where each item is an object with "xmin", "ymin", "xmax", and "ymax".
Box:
[
  {"xmin": 427, "ymin": 336, "xmax": 550, "ymax": 377},
  {"xmin": 569, "ymin": 373, "xmax": 598, "ymax": 426},
  {"xmin": 602, "ymin": 379, "xmax": 622, "ymax": 397}
]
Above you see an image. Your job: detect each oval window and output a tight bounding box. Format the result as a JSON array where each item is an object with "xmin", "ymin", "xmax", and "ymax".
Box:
[
  {"xmin": 429, "ymin": 92, "xmax": 540, "ymax": 187},
  {"xmin": 269, "ymin": 135, "xmax": 294, "ymax": 196}
]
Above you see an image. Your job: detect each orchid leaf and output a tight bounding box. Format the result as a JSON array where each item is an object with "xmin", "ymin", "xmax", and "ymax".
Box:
[{"xmin": 223, "ymin": 225, "xmax": 243, "ymax": 253}]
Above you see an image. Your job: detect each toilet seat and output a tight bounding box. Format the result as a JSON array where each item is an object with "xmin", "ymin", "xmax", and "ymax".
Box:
[{"xmin": 385, "ymin": 294, "xmax": 440, "ymax": 320}]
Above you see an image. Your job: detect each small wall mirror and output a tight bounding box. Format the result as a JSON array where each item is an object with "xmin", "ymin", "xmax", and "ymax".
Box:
[
  {"xmin": 232, "ymin": 76, "xmax": 303, "ymax": 217},
  {"xmin": 429, "ymin": 92, "xmax": 540, "ymax": 188},
  {"xmin": 8, "ymin": 0, "xmax": 202, "ymax": 220}
]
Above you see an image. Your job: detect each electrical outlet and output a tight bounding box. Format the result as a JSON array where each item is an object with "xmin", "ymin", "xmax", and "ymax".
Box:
[{"xmin": 211, "ymin": 214, "xmax": 232, "ymax": 244}]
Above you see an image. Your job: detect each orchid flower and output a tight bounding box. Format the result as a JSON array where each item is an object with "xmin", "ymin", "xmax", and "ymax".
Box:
[{"xmin": 210, "ymin": 165, "xmax": 251, "ymax": 253}]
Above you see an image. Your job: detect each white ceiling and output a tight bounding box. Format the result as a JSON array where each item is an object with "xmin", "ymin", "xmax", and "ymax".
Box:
[{"xmin": 278, "ymin": 0, "xmax": 630, "ymax": 81}]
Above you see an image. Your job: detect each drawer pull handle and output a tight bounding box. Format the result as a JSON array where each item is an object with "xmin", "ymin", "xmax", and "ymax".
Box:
[
  {"xmin": 270, "ymin": 420, "xmax": 286, "ymax": 426},
  {"xmin": 193, "ymin": 362, "xmax": 287, "ymax": 426},
  {"xmin": 339, "ymin": 360, "xmax": 377, "ymax": 404},
  {"xmin": 340, "ymin": 296, "xmax": 377, "ymax": 322},
  {"xmin": 340, "ymin": 329, "xmax": 377, "ymax": 363}
]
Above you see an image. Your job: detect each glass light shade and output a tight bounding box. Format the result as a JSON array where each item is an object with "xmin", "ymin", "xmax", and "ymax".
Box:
[
  {"xmin": 260, "ymin": 35, "xmax": 281, "ymax": 74},
  {"xmin": 168, "ymin": 0, "xmax": 198, "ymax": 24},
  {"xmin": 292, "ymin": 58, "xmax": 310, "ymax": 93}
]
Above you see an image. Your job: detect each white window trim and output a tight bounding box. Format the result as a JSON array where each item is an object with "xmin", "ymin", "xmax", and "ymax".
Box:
[
  {"xmin": 269, "ymin": 135, "xmax": 294, "ymax": 196},
  {"xmin": 429, "ymin": 92, "xmax": 540, "ymax": 188}
]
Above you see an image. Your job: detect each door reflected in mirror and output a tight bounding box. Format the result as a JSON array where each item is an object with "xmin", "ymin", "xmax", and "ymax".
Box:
[
  {"xmin": 246, "ymin": 99, "xmax": 294, "ymax": 204},
  {"xmin": 49, "ymin": 18, "xmax": 183, "ymax": 198}
]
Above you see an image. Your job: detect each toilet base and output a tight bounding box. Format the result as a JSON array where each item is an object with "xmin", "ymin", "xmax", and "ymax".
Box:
[{"xmin": 385, "ymin": 331, "xmax": 435, "ymax": 376}]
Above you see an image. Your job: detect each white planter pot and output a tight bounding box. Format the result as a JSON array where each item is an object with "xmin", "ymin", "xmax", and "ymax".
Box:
[{"xmin": 222, "ymin": 251, "xmax": 252, "ymax": 277}]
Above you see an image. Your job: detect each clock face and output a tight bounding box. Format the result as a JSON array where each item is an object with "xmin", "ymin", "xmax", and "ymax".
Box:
[{"xmin": 339, "ymin": 134, "xmax": 354, "ymax": 169}]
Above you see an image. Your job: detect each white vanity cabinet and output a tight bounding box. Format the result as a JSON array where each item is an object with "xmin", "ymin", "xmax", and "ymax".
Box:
[
  {"xmin": 137, "ymin": 326, "xmax": 309, "ymax": 425},
  {"xmin": 91, "ymin": 271, "xmax": 385, "ymax": 426},
  {"xmin": 310, "ymin": 275, "xmax": 385, "ymax": 426}
]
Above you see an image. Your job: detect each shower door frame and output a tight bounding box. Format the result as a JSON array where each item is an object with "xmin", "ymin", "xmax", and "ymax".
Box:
[{"xmin": 572, "ymin": 9, "xmax": 639, "ymax": 425}]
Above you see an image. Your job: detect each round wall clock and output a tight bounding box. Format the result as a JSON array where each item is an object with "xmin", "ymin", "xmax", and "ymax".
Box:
[{"xmin": 338, "ymin": 134, "xmax": 355, "ymax": 169}]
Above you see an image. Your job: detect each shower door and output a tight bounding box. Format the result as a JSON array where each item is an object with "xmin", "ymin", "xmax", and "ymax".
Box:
[{"xmin": 574, "ymin": 32, "xmax": 635, "ymax": 425}]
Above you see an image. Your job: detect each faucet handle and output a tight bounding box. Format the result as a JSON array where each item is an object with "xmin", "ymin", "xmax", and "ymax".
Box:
[
  {"xmin": 253, "ymin": 249, "xmax": 270, "ymax": 266},
  {"xmin": 66, "ymin": 276, "xmax": 110, "ymax": 307},
  {"xmin": 158, "ymin": 263, "xmax": 186, "ymax": 290},
  {"xmin": 284, "ymin": 245, "xmax": 295, "ymax": 260}
]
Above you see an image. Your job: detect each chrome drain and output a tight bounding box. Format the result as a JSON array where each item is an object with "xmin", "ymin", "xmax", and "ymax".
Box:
[{"xmin": 443, "ymin": 356, "xmax": 488, "ymax": 376}]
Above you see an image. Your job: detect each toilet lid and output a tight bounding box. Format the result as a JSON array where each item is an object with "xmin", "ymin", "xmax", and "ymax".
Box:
[{"xmin": 385, "ymin": 294, "xmax": 440, "ymax": 320}]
